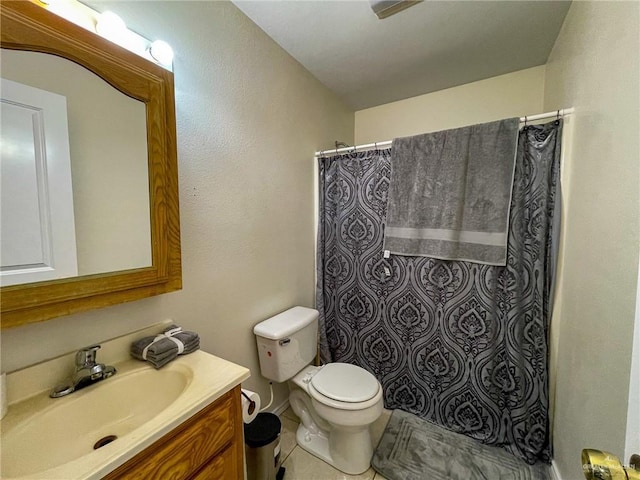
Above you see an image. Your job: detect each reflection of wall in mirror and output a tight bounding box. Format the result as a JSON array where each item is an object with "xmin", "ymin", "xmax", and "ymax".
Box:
[{"xmin": 1, "ymin": 48, "xmax": 152, "ymax": 278}]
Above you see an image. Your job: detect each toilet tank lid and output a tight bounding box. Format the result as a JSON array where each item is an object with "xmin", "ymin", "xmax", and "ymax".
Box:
[{"xmin": 253, "ymin": 306, "xmax": 319, "ymax": 340}]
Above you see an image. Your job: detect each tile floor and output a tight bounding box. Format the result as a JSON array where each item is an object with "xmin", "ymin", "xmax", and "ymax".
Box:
[{"xmin": 278, "ymin": 407, "xmax": 391, "ymax": 480}]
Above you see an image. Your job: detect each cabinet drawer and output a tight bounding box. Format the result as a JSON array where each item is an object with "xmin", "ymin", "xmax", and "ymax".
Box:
[
  {"xmin": 104, "ymin": 389, "xmax": 236, "ymax": 480},
  {"xmin": 190, "ymin": 444, "xmax": 238, "ymax": 480}
]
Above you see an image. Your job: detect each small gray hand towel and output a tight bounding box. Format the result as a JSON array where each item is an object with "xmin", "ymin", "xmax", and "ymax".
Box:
[
  {"xmin": 384, "ymin": 118, "xmax": 519, "ymax": 265},
  {"xmin": 131, "ymin": 325, "xmax": 200, "ymax": 369}
]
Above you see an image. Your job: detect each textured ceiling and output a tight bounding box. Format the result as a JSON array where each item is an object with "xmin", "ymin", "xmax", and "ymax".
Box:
[{"xmin": 233, "ymin": 1, "xmax": 571, "ymax": 110}]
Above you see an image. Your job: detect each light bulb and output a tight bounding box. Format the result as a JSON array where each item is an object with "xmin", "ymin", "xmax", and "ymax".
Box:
[
  {"xmin": 149, "ymin": 40, "xmax": 174, "ymax": 67},
  {"xmin": 96, "ymin": 11, "xmax": 126, "ymax": 39}
]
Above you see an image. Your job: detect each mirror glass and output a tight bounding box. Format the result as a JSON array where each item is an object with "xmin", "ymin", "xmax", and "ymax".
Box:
[{"xmin": 1, "ymin": 48, "xmax": 152, "ymax": 286}]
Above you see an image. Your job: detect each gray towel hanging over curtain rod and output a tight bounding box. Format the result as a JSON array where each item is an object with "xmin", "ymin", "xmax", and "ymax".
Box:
[{"xmin": 315, "ymin": 107, "xmax": 573, "ymax": 157}]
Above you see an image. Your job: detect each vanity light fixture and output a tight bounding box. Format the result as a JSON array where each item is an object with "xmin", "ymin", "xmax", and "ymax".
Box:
[
  {"xmin": 148, "ymin": 40, "xmax": 174, "ymax": 68},
  {"xmin": 96, "ymin": 12, "xmax": 148, "ymax": 60},
  {"xmin": 40, "ymin": 0, "xmax": 94, "ymax": 31},
  {"xmin": 35, "ymin": 0, "xmax": 174, "ymax": 71},
  {"xmin": 95, "ymin": 11, "xmax": 126, "ymax": 39},
  {"xmin": 96, "ymin": 11, "xmax": 173, "ymax": 69}
]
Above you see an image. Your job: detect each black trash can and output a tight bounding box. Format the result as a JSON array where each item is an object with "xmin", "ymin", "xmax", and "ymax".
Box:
[{"xmin": 244, "ymin": 412, "xmax": 285, "ymax": 480}]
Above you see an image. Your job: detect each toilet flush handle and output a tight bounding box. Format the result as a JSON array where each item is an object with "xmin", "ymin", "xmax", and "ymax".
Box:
[{"xmin": 279, "ymin": 338, "xmax": 291, "ymax": 346}]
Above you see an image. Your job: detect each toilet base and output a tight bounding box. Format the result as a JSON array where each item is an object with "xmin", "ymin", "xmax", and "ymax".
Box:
[
  {"xmin": 295, "ymin": 423, "xmax": 373, "ymax": 475},
  {"xmin": 295, "ymin": 423, "xmax": 333, "ymax": 467},
  {"xmin": 288, "ymin": 368, "xmax": 380, "ymax": 475}
]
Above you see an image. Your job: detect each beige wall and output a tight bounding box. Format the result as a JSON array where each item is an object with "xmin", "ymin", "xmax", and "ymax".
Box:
[
  {"xmin": 0, "ymin": 1, "xmax": 353, "ymax": 410},
  {"xmin": 354, "ymin": 66, "xmax": 545, "ymax": 144},
  {"xmin": 543, "ymin": 2, "xmax": 640, "ymax": 478}
]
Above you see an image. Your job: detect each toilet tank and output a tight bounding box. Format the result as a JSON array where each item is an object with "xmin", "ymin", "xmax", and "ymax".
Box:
[{"xmin": 253, "ymin": 306, "xmax": 319, "ymax": 383}]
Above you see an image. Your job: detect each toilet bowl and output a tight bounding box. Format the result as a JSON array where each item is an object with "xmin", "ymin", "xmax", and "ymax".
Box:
[
  {"xmin": 289, "ymin": 364, "xmax": 383, "ymax": 474},
  {"xmin": 253, "ymin": 307, "xmax": 384, "ymax": 475}
]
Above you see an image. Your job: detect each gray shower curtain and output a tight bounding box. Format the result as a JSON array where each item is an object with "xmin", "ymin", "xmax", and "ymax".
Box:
[{"xmin": 316, "ymin": 121, "xmax": 562, "ymax": 464}]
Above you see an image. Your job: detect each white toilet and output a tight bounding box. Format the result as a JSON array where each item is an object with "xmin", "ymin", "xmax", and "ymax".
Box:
[{"xmin": 253, "ymin": 306, "xmax": 383, "ymax": 475}]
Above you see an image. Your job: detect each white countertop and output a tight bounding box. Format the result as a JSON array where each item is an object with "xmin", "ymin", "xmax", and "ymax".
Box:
[{"xmin": 1, "ymin": 351, "xmax": 250, "ymax": 479}]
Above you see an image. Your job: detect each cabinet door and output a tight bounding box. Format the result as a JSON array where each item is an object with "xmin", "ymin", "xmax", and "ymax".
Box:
[{"xmin": 103, "ymin": 389, "xmax": 239, "ymax": 480}]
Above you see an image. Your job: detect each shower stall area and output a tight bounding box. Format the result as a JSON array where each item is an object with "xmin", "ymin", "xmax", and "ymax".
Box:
[{"xmin": 315, "ymin": 113, "xmax": 566, "ymax": 466}]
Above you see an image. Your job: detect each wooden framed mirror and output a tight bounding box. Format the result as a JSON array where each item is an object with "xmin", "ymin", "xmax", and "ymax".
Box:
[{"xmin": 0, "ymin": 1, "xmax": 181, "ymax": 328}]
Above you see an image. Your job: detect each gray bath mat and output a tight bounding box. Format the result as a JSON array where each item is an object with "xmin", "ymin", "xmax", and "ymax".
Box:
[{"xmin": 372, "ymin": 409, "xmax": 550, "ymax": 480}]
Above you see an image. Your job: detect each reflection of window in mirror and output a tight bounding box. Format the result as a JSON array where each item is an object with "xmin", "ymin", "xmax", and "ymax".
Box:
[{"xmin": 0, "ymin": 48, "xmax": 152, "ymax": 284}]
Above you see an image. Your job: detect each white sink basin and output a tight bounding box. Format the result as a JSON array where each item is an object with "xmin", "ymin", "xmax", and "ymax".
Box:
[
  {"xmin": 2, "ymin": 365, "xmax": 190, "ymax": 478},
  {"xmin": 0, "ymin": 351, "xmax": 250, "ymax": 480}
]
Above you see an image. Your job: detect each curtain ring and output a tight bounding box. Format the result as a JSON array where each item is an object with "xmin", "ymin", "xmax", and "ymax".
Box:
[
  {"xmin": 556, "ymin": 109, "xmax": 560, "ymax": 120},
  {"xmin": 374, "ymin": 142, "xmax": 378, "ymax": 150},
  {"xmin": 524, "ymin": 116, "xmax": 528, "ymax": 127}
]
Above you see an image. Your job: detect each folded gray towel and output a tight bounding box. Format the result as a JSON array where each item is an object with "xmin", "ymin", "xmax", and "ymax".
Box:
[
  {"xmin": 131, "ymin": 325, "xmax": 200, "ymax": 369},
  {"xmin": 132, "ymin": 343, "xmax": 200, "ymax": 369},
  {"xmin": 131, "ymin": 340, "xmax": 200, "ymax": 362}
]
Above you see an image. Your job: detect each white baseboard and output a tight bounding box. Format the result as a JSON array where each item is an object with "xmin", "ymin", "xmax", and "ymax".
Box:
[
  {"xmin": 269, "ymin": 398, "xmax": 290, "ymax": 417},
  {"xmin": 550, "ymin": 459, "xmax": 564, "ymax": 480}
]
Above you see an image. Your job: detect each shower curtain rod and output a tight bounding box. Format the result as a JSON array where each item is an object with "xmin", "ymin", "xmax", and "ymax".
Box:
[{"xmin": 315, "ymin": 107, "xmax": 574, "ymax": 157}]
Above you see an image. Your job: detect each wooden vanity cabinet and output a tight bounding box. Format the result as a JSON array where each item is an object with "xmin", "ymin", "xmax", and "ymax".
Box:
[{"xmin": 103, "ymin": 386, "xmax": 244, "ymax": 480}]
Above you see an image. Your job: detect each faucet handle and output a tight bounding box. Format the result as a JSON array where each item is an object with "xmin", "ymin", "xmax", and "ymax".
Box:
[{"xmin": 76, "ymin": 344, "xmax": 101, "ymax": 367}]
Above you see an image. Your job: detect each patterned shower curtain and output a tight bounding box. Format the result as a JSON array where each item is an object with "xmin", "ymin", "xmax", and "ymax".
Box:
[{"xmin": 316, "ymin": 121, "xmax": 562, "ymax": 464}]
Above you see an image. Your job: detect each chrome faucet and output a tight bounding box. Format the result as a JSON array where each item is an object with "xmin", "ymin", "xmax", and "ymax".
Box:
[{"xmin": 50, "ymin": 345, "xmax": 116, "ymax": 398}]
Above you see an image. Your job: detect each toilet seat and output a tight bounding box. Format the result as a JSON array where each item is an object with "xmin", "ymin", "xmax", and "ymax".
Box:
[{"xmin": 308, "ymin": 363, "xmax": 382, "ymax": 410}]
